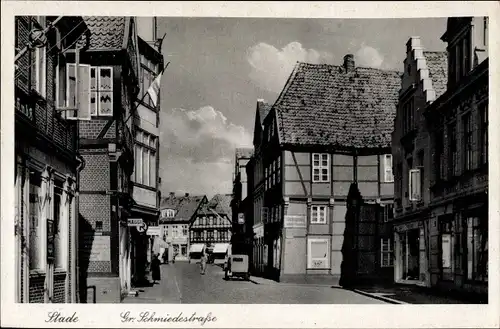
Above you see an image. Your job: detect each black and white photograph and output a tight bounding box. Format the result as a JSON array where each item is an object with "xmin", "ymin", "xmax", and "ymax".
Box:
[{"xmin": 1, "ymin": 1, "xmax": 499, "ymax": 328}]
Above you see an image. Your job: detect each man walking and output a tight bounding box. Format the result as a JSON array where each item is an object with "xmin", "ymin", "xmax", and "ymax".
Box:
[{"xmin": 200, "ymin": 250, "xmax": 208, "ymax": 275}]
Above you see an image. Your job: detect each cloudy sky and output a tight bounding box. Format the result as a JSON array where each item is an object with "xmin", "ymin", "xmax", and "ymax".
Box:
[{"xmin": 156, "ymin": 17, "xmax": 447, "ymax": 197}]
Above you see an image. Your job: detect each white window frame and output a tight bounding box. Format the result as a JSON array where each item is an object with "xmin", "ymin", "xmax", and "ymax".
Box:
[
  {"xmin": 65, "ymin": 63, "xmax": 92, "ymax": 120},
  {"xmin": 409, "ymin": 168, "xmax": 421, "ymax": 202},
  {"xmin": 307, "ymin": 238, "xmax": 330, "ymax": 269},
  {"xmin": 166, "ymin": 209, "xmax": 175, "ymax": 218},
  {"xmin": 311, "ymin": 205, "xmax": 328, "ymax": 224},
  {"xmin": 97, "ymin": 66, "xmax": 114, "ymax": 116},
  {"xmin": 384, "ymin": 154, "xmax": 394, "ymax": 183},
  {"xmin": 380, "ymin": 238, "xmax": 394, "ymax": 267},
  {"xmin": 312, "ymin": 153, "xmax": 330, "ymax": 182}
]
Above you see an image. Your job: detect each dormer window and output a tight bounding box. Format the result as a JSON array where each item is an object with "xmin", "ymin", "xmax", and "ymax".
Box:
[{"xmin": 162, "ymin": 209, "xmax": 175, "ymax": 218}]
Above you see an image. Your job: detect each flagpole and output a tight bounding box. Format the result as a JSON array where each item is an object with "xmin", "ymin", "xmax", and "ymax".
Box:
[{"xmin": 124, "ymin": 61, "xmax": 170, "ymax": 125}]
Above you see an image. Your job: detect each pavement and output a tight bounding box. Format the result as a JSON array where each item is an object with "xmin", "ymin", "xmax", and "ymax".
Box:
[{"xmin": 122, "ymin": 262, "xmax": 385, "ymax": 304}]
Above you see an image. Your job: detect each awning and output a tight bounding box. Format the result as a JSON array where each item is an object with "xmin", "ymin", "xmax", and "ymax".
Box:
[
  {"xmin": 189, "ymin": 244, "xmax": 205, "ymax": 253},
  {"xmin": 212, "ymin": 243, "xmax": 230, "ymax": 254}
]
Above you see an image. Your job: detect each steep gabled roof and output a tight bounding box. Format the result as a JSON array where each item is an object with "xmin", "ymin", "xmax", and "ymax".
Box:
[
  {"xmin": 423, "ymin": 51, "xmax": 448, "ymax": 99},
  {"xmin": 160, "ymin": 194, "xmax": 207, "ymax": 223},
  {"xmin": 199, "ymin": 194, "xmax": 232, "ymax": 218},
  {"xmin": 257, "ymin": 100, "xmax": 272, "ymax": 125},
  {"xmin": 274, "ymin": 61, "xmax": 401, "ymax": 149},
  {"xmin": 82, "ymin": 16, "xmax": 127, "ymax": 51}
]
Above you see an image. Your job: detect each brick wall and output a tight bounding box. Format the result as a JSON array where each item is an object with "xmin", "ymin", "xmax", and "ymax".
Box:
[
  {"xmin": 53, "ymin": 273, "xmax": 66, "ymax": 303},
  {"xmin": 80, "ymin": 153, "xmax": 110, "ymax": 192},
  {"xmin": 80, "ymin": 120, "xmax": 116, "ymax": 139},
  {"xmin": 29, "ymin": 275, "xmax": 45, "ymax": 303}
]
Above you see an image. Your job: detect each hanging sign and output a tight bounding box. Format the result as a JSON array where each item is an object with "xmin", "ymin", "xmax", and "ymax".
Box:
[
  {"xmin": 128, "ymin": 218, "xmax": 144, "ymax": 227},
  {"xmin": 137, "ymin": 222, "xmax": 148, "ymax": 234},
  {"xmin": 238, "ymin": 213, "xmax": 245, "ymax": 224},
  {"xmin": 47, "ymin": 219, "xmax": 55, "ymax": 261},
  {"xmin": 284, "ymin": 215, "xmax": 307, "ymax": 228},
  {"xmin": 147, "ymin": 226, "xmax": 162, "ymax": 236}
]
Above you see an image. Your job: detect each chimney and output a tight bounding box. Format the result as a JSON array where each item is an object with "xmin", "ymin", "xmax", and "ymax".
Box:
[
  {"xmin": 185, "ymin": 192, "xmax": 190, "ymax": 197},
  {"xmin": 343, "ymin": 54, "xmax": 355, "ymax": 72}
]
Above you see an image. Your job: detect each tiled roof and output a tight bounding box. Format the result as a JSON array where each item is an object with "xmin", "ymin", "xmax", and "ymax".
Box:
[
  {"xmin": 257, "ymin": 100, "xmax": 272, "ymax": 125},
  {"xmin": 160, "ymin": 194, "xmax": 206, "ymax": 222},
  {"xmin": 424, "ymin": 51, "xmax": 448, "ymax": 98},
  {"xmin": 82, "ymin": 16, "xmax": 126, "ymax": 50},
  {"xmin": 199, "ymin": 194, "xmax": 232, "ymax": 218},
  {"xmin": 235, "ymin": 148, "xmax": 253, "ymax": 159},
  {"xmin": 274, "ymin": 61, "xmax": 402, "ymax": 149}
]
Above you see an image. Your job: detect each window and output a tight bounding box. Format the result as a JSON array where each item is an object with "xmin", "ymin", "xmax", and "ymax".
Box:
[
  {"xmin": 134, "ymin": 130, "xmax": 157, "ymax": 187},
  {"xmin": 448, "ymin": 123, "xmax": 458, "ymax": 177},
  {"xmin": 418, "ymin": 151, "xmax": 425, "ymax": 201},
  {"xmin": 29, "ymin": 172, "xmax": 43, "ymax": 271},
  {"xmin": 139, "ymin": 54, "xmax": 160, "ymax": 107},
  {"xmin": 462, "ymin": 113, "xmax": 473, "ymax": 171},
  {"xmin": 409, "ymin": 169, "xmax": 421, "ymax": 202},
  {"xmin": 276, "ymin": 156, "xmax": 281, "ymax": 184},
  {"xmin": 381, "ymin": 238, "xmax": 394, "ymax": 267},
  {"xmin": 480, "ymin": 103, "xmax": 488, "ymax": 165},
  {"xmin": 214, "ymin": 230, "xmax": 219, "ymax": 240},
  {"xmin": 311, "ymin": 205, "xmax": 327, "ymax": 224},
  {"xmin": 383, "ymin": 154, "xmax": 394, "ymax": 182},
  {"xmin": 312, "ymin": 153, "xmax": 329, "ymax": 182},
  {"xmin": 382, "ymin": 204, "xmax": 394, "ymax": 222},
  {"xmin": 181, "ymin": 245, "xmax": 187, "ymax": 257},
  {"xmin": 307, "ymin": 238, "xmax": 329, "ymax": 269},
  {"xmin": 165, "ymin": 209, "xmax": 175, "ymax": 218},
  {"xmin": 439, "ymin": 218, "xmax": 454, "ymax": 279},
  {"xmin": 66, "ymin": 64, "xmax": 112, "ymax": 119},
  {"xmin": 53, "ymin": 182, "xmax": 64, "ymax": 269},
  {"xmin": 95, "ymin": 221, "xmax": 103, "ymax": 231},
  {"xmin": 403, "ymin": 99, "xmax": 415, "ymax": 134},
  {"xmin": 207, "ymin": 230, "xmax": 214, "ymax": 240},
  {"xmin": 467, "ymin": 216, "xmax": 488, "ymax": 282},
  {"xmin": 435, "ymin": 129, "xmax": 445, "ymax": 180},
  {"xmin": 182, "ymin": 225, "xmax": 187, "ymax": 236}
]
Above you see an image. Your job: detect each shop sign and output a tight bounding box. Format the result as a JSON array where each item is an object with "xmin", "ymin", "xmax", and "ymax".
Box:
[
  {"xmin": 147, "ymin": 226, "xmax": 162, "ymax": 236},
  {"xmin": 128, "ymin": 218, "xmax": 144, "ymax": 227},
  {"xmin": 394, "ymin": 221, "xmax": 420, "ymax": 233},
  {"xmin": 238, "ymin": 213, "xmax": 245, "ymax": 224},
  {"xmin": 284, "ymin": 215, "xmax": 306, "ymax": 228}
]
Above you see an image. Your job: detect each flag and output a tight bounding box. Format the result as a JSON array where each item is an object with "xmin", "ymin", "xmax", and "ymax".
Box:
[{"xmin": 146, "ymin": 71, "xmax": 163, "ymax": 107}]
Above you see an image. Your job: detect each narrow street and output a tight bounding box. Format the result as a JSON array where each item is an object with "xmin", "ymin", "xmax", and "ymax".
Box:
[{"xmin": 122, "ymin": 262, "xmax": 385, "ymax": 304}]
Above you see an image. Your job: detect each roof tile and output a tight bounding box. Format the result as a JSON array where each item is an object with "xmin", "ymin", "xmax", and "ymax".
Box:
[
  {"xmin": 160, "ymin": 194, "xmax": 206, "ymax": 222},
  {"xmin": 275, "ymin": 62, "xmax": 402, "ymax": 149},
  {"xmin": 81, "ymin": 16, "xmax": 126, "ymax": 51},
  {"xmin": 423, "ymin": 51, "xmax": 448, "ymax": 98}
]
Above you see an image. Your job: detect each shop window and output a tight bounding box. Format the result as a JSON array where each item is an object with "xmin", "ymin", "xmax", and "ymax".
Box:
[
  {"xmin": 312, "ymin": 153, "xmax": 329, "ymax": 182},
  {"xmin": 311, "ymin": 205, "xmax": 328, "ymax": 224},
  {"xmin": 307, "ymin": 238, "xmax": 329, "ymax": 269},
  {"xmin": 181, "ymin": 245, "xmax": 187, "ymax": 257},
  {"xmin": 380, "ymin": 238, "xmax": 394, "ymax": 267},
  {"xmin": 29, "ymin": 171, "xmax": 43, "ymax": 271},
  {"xmin": 466, "ymin": 216, "xmax": 488, "ymax": 282},
  {"xmin": 182, "ymin": 225, "xmax": 188, "ymax": 236},
  {"xmin": 439, "ymin": 217, "xmax": 454, "ymax": 281}
]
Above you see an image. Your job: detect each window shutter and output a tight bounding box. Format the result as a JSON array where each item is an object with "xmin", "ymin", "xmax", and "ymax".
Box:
[
  {"xmin": 66, "ymin": 63, "xmax": 77, "ymax": 119},
  {"xmin": 78, "ymin": 64, "xmax": 91, "ymax": 120},
  {"xmin": 409, "ymin": 169, "xmax": 421, "ymax": 201}
]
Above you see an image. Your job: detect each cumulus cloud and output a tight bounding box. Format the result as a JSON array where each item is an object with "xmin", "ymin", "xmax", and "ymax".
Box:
[
  {"xmin": 159, "ymin": 106, "xmax": 252, "ymax": 196},
  {"xmin": 355, "ymin": 44, "xmax": 384, "ymax": 68},
  {"xmin": 247, "ymin": 41, "xmax": 333, "ymax": 93}
]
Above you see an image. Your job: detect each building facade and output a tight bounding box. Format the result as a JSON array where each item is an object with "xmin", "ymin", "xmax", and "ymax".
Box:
[
  {"xmin": 14, "ymin": 15, "xmax": 87, "ymax": 303},
  {"xmin": 230, "ymin": 148, "xmax": 254, "ymax": 256},
  {"xmin": 249, "ymin": 56, "xmax": 400, "ymax": 283},
  {"xmin": 129, "ymin": 16, "xmax": 164, "ymax": 287},
  {"xmin": 76, "ymin": 16, "xmax": 139, "ymax": 303},
  {"xmin": 419, "ymin": 17, "xmax": 487, "ymax": 296},
  {"xmin": 247, "ymin": 100, "xmax": 272, "ymax": 275},
  {"xmin": 190, "ymin": 194, "xmax": 233, "ymax": 256},
  {"xmin": 391, "ymin": 37, "xmax": 448, "ymax": 286},
  {"xmin": 159, "ymin": 193, "xmax": 207, "ymax": 262}
]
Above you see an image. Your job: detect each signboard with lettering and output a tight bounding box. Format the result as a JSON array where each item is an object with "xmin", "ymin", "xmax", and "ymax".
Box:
[
  {"xmin": 238, "ymin": 213, "xmax": 245, "ymax": 224},
  {"xmin": 89, "ymin": 235, "xmax": 111, "ymax": 262},
  {"xmin": 47, "ymin": 219, "xmax": 55, "ymax": 261},
  {"xmin": 128, "ymin": 218, "xmax": 144, "ymax": 227},
  {"xmin": 284, "ymin": 215, "xmax": 307, "ymax": 228},
  {"xmin": 147, "ymin": 226, "xmax": 162, "ymax": 236}
]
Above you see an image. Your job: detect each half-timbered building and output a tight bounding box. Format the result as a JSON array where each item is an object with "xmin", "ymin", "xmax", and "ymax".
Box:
[{"xmin": 250, "ymin": 55, "xmax": 401, "ymax": 283}]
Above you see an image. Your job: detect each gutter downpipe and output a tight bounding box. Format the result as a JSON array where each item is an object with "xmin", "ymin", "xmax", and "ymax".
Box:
[{"xmin": 75, "ymin": 153, "xmax": 85, "ymax": 302}]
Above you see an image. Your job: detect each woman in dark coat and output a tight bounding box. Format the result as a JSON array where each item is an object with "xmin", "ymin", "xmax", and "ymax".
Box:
[{"xmin": 151, "ymin": 254, "xmax": 161, "ymax": 284}]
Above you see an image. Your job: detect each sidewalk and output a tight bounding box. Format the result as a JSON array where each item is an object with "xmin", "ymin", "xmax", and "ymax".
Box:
[
  {"xmin": 122, "ymin": 265, "xmax": 181, "ymax": 304},
  {"xmin": 350, "ymin": 283, "xmax": 488, "ymax": 304}
]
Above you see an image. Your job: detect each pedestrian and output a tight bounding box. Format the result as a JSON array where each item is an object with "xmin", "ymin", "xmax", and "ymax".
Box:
[
  {"xmin": 200, "ymin": 250, "xmax": 208, "ymax": 275},
  {"xmin": 151, "ymin": 254, "xmax": 161, "ymax": 284},
  {"xmin": 162, "ymin": 250, "xmax": 168, "ymax": 264}
]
